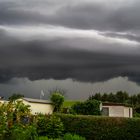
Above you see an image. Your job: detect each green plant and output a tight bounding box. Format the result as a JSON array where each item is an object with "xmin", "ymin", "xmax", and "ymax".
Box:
[
  {"xmin": 38, "ymin": 136, "xmax": 49, "ymax": 140},
  {"xmin": 71, "ymin": 100, "xmax": 101, "ymax": 115},
  {"xmin": 38, "ymin": 136, "xmax": 61, "ymax": 140},
  {"xmin": 0, "ymin": 100, "xmax": 37, "ymax": 140},
  {"xmin": 57, "ymin": 114, "xmax": 140, "ymax": 140},
  {"xmin": 8, "ymin": 93, "xmax": 24, "ymax": 101},
  {"xmin": 45, "ymin": 115, "xmax": 64, "ymax": 139},
  {"xmin": 50, "ymin": 93, "xmax": 64, "ymax": 112},
  {"xmin": 36, "ymin": 114, "xmax": 50, "ymax": 136},
  {"xmin": 63, "ymin": 133, "xmax": 86, "ymax": 140},
  {"xmin": 9, "ymin": 123, "xmax": 37, "ymax": 140}
]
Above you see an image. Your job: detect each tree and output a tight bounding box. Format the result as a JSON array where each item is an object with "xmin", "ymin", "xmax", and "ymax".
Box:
[
  {"xmin": 72, "ymin": 99, "xmax": 101, "ymax": 115},
  {"xmin": 8, "ymin": 93, "xmax": 24, "ymax": 102},
  {"xmin": 116, "ymin": 91, "xmax": 129, "ymax": 103},
  {"xmin": 101, "ymin": 93, "xmax": 108, "ymax": 102},
  {"xmin": 89, "ymin": 93, "xmax": 102, "ymax": 101},
  {"xmin": 107, "ymin": 93, "xmax": 117, "ymax": 103},
  {"xmin": 50, "ymin": 92, "xmax": 64, "ymax": 112}
]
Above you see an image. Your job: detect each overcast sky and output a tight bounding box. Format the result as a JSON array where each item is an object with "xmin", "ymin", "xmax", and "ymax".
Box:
[{"xmin": 1, "ymin": 0, "xmax": 140, "ymax": 99}]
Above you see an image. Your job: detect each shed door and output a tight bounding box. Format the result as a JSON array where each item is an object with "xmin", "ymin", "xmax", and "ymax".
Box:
[{"xmin": 102, "ymin": 107, "xmax": 109, "ymax": 116}]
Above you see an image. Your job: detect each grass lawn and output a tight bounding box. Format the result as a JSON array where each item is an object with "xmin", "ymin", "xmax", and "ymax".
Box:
[{"xmin": 63, "ymin": 100, "xmax": 83, "ymax": 107}]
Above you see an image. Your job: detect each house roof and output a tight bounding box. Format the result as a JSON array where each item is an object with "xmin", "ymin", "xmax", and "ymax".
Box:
[
  {"xmin": 23, "ymin": 97, "xmax": 53, "ymax": 105},
  {"xmin": 102, "ymin": 102, "xmax": 132, "ymax": 107}
]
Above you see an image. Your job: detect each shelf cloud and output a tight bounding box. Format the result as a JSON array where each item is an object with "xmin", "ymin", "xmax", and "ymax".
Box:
[{"xmin": 1, "ymin": 0, "xmax": 140, "ymax": 98}]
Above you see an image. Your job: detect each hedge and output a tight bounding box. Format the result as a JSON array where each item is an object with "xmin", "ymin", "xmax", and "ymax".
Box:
[{"xmin": 56, "ymin": 114, "xmax": 140, "ymax": 140}]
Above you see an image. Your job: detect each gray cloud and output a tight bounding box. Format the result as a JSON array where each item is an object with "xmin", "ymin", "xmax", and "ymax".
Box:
[
  {"xmin": 100, "ymin": 32, "xmax": 140, "ymax": 43},
  {"xmin": 0, "ymin": 29, "xmax": 140, "ymax": 84},
  {"xmin": 1, "ymin": 0, "xmax": 140, "ymax": 96},
  {"xmin": 0, "ymin": 0, "xmax": 140, "ymax": 33}
]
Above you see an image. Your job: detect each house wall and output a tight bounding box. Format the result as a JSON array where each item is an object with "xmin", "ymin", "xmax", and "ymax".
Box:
[
  {"xmin": 0, "ymin": 100, "xmax": 8, "ymax": 104},
  {"xmin": 108, "ymin": 106, "xmax": 124, "ymax": 117},
  {"xmin": 124, "ymin": 107, "xmax": 133, "ymax": 118},
  {"xmin": 22, "ymin": 100, "xmax": 54, "ymax": 115},
  {"xmin": 102, "ymin": 105, "xmax": 133, "ymax": 118}
]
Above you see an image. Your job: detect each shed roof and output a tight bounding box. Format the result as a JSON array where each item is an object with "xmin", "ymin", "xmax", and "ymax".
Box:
[
  {"xmin": 23, "ymin": 97, "xmax": 53, "ymax": 104},
  {"xmin": 102, "ymin": 102, "xmax": 132, "ymax": 107}
]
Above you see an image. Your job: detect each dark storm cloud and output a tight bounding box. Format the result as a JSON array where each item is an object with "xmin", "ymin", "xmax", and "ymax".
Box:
[
  {"xmin": 1, "ymin": 0, "xmax": 140, "ymax": 85},
  {"xmin": 0, "ymin": 29, "xmax": 140, "ymax": 84},
  {"xmin": 0, "ymin": 0, "xmax": 140, "ymax": 32}
]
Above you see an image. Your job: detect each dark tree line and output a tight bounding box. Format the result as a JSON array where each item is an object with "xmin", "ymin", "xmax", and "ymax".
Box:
[{"xmin": 88, "ymin": 91, "xmax": 140, "ymax": 106}]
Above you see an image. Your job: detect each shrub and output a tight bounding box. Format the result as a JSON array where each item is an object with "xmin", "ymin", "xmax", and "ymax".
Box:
[
  {"xmin": 0, "ymin": 101, "xmax": 37, "ymax": 140},
  {"xmin": 36, "ymin": 115, "xmax": 64, "ymax": 139},
  {"xmin": 45, "ymin": 115, "xmax": 64, "ymax": 138},
  {"xmin": 38, "ymin": 136, "xmax": 61, "ymax": 140},
  {"xmin": 8, "ymin": 123, "xmax": 38, "ymax": 140},
  {"xmin": 57, "ymin": 114, "xmax": 140, "ymax": 140},
  {"xmin": 71, "ymin": 100, "xmax": 101, "ymax": 115},
  {"xmin": 38, "ymin": 137, "xmax": 49, "ymax": 140},
  {"xmin": 36, "ymin": 114, "xmax": 50, "ymax": 136},
  {"xmin": 63, "ymin": 133, "xmax": 86, "ymax": 140},
  {"xmin": 38, "ymin": 133, "xmax": 86, "ymax": 140},
  {"xmin": 49, "ymin": 88, "xmax": 65, "ymax": 113},
  {"xmin": 50, "ymin": 93, "xmax": 64, "ymax": 112}
]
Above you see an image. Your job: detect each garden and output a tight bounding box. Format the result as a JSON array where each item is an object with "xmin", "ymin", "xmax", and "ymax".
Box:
[{"xmin": 1, "ymin": 91, "xmax": 140, "ymax": 140}]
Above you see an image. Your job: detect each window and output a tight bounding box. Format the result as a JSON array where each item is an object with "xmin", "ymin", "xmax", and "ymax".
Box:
[{"xmin": 102, "ymin": 107, "xmax": 109, "ymax": 116}]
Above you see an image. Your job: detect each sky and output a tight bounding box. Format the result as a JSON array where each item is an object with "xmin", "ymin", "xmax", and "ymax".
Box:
[{"xmin": 1, "ymin": 0, "xmax": 140, "ymax": 99}]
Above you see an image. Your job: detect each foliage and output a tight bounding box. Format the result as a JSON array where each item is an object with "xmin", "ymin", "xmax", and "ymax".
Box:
[
  {"xmin": 50, "ymin": 92, "xmax": 64, "ymax": 112},
  {"xmin": 37, "ymin": 114, "xmax": 64, "ymax": 139},
  {"xmin": 71, "ymin": 100, "xmax": 101, "ymax": 115},
  {"xmin": 89, "ymin": 91, "xmax": 129, "ymax": 103},
  {"xmin": 38, "ymin": 133, "xmax": 86, "ymax": 140},
  {"xmin": 0, "ymin": 100, "xmax": 37, "ymax": 140},
  {"xmin": 44, "ymin": 115, "xmax": 64, "ymax": 138},
  {"xmin": 9, "ymin": 123, "xmax": 37, "ymax": 140},
  {"xmin": 134, "ymin": 105, "xmax": 140, "ymax": 114},
  {"xmin": 133, "ymin": 112, "xmax": 140, "ymax": 118},
  {"xmin": 63, "ymin": 133, "xmax": 86, "ymax": 140},
  {"xmin": 36, "ymin": 114, "xmax": 50, "ymax": 136},
  {"xmin": 57, "ymin": 114, "xmax": 140, "ymax": 140},
  {"xmin": 8, "ymin": 93, "xmax": 24, "ymax": 101}
]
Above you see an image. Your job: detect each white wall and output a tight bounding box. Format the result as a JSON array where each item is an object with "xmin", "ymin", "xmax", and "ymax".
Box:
[
  {"xmin": 0, "ymin": 100, "xmax": 8, "ymax": 104},
  {"xmin": 124, "ymin": 107, "xmax": 129, "ymax": 118},
  {"xmin": 102, "ymin": 105, "xmax": 133, "ymax": 118},
  {"xmin": 107, "ymin": 106, "xmax": 124, "ymax": 117},
  {"xmin": 22, "ymin": 100, "xmax": 54, "ymax": 115}
]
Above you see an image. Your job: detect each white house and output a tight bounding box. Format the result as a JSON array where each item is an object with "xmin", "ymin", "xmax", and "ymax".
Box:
[
  {"xmin": 20, "ymin": 98, "xmax": 55, "ymax": 115},
  {"xmin": 0, "ymin": 100, "xmax": 8, "ymax": 104},
  {"xmin": 101, "ymin": 102, "xmax": 133, "ymax": 118}
]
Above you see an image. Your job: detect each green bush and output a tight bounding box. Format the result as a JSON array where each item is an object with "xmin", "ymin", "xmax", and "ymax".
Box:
[
  {"xmin": 0, "ymin": 101, "xmax": 36, "ymax": 140},
  {"xmin": 71, "ymin": 100, "xmax": 101, "ymax": 115},
  {"xmin": 8, "ymin": 123, "xmax": 38, "ymax": 140},
  {"xmin": 45, "ymin": 115, "xmax": 64, "ymax": 138},
  {"xmin": 57, "ymin": 114, "xmax": 140, "ymax": 140},
  {"xmin": 50, "ymin": 92, "xmax": 64, "ymax": 112},
  {"xmin": 37, "ymin": 114, "xmax": 50, "ymax": 136},
  {"xmin": 38, "ymin": 133, "xmax": 86, "ymax": 140},
  {"xmin": 63, "ymin": 133, "xmax": 86, "ymax": 140},
  {"xmin": 38, "ymin": 137, "xmax": 50, "ymax": 140},
  {"xmin": 36, "ymin": 115, "xmax": 64, "ymax": 139}
]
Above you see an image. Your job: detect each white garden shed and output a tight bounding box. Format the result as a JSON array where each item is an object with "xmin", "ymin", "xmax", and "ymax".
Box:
[
  {"xmin": 101, "ymin": 102, "xmax": 133, "ymax": 118},
  {"xmin": 20, "ymin": 98, "xmax": 54, "ymax": 115}
]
